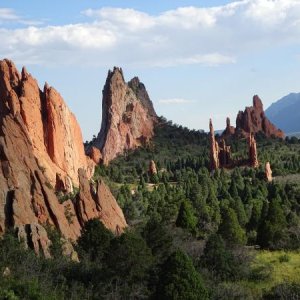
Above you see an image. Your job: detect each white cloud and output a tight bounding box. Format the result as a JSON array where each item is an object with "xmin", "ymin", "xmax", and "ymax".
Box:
[
  {"xmin": 0, "ymin": 8, "xmax": 19, "ymax": 21},
  {"xmin": 1, "ymin": 0, "xmax": 300, "ymax": 67},
  {"xmin": 0, "ymin": 8, "xmax": 43, "ymax": 25},
  {"xmin": 159, "ymin": 98, "xmax": 195, "ymax": 105}
]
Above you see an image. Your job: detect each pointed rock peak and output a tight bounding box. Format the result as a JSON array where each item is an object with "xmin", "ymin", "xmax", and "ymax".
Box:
[
  {"xmin": 226, "ymin": 117, "xmax": 231, "ymax": 128},
  {"xmin": 128, "ymin": 76, "xmax": 157, "ymax": 118},
  {"xmin": 2, "ymin": 58, "xmax": 16, "ymax": 70},
  {"xmin": 90, "ymin": 67, "xmax": 157, "ymax": 164},
  {"xmin": 107, "ymin": 66, "xmax": 125, "ymax": 83},
  {"xmin": 128, "ymin": 76, "xmax": 140, "ymax": 87},
  {"xmin": 253, "ymin": 95, "xmax": 263, "ymax": 111},
  {"xmin": 0, "ymin": 58, "xmax": 21, "ymax": 84},
  {"xmin": 44, "ymin": 82, "xmax": 50, "ymax": 92},
  {"xmin": 209, "ymin": 118, "xmax": 214, "ymax": 134},
  {"xmin": 21, "ymin": 66, "xmax": 29, "ymax": 80}
]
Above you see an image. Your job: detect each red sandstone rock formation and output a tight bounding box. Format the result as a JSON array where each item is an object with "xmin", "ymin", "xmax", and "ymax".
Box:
[
  {"xmin": 209, "ymin": 119, "xmax": 220, "ymax": 170},
  {"xmin": 223, "ymin": 117, "xmax": 235, "ymax": 136},
  {"xmin": 17, "ymin": 224, "xmax": 52, "ymax": 258},
  {"xmin": 88, "ymin": 146, "xmax": 103, "ymax": 164},
  {"xmin": 0, "ymin": 59, "xmax": 94, "ymax": 189},
  {"xmin": 235, "ymin": 95, "xmax": 284, "ymax": 138},
  {"xmin": 248, "ymin": 133, "xmax": 259, "ymax": 168},
  {"xmin": 76, "ymin": 168, "xmax": 127, "ymax": 234},
  {"xmin": 218, "ymin": 139, "xmax": 231, "ymax": 167},
  {"xmin": 209, "ymin": 119, "xmax": 232, "ymax": 170},
  {"xmin": 149, "ymin": 160, "xmax": 158, "ymax": 175},
  {"xmin": 0, "ymin": 59, "xmax": 127, "ymax": 256},
  {"xmin": 265, "ymin": 162, "xmax": 273, "ymax": 182},
  {"xmin": 89, "ymin": 67, "xmax": 157, "ymax": 165}
]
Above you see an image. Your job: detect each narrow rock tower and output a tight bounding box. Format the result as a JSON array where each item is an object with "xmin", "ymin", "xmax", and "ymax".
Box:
[
  {"xmin": 209, "ymin": 119, "xmax": 220, "ymax": 170},
  {"xmin": 248, "ymin": 133, "xmax": 259, "ymax": 168}
]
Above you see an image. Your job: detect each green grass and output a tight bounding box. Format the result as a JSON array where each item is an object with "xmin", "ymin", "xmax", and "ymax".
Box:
[{"xmin": 241, "ymin": 250, "xmax": 300, "ymax": 297}]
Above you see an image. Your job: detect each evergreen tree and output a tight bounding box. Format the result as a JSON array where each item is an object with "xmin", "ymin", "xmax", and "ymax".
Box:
[
  {"xmin": 143, "ymin": 219, "xmax": 173, "ymax": 262},
  {"xmin": 77, "ymin": 219, "xmax": 113, "ymax": 262},
  {"xmin": 257, "ymin": 195, "xmax": 287, "ymax": 249},
  {"xmin": 218, "ymin": 207, "xmax": 247, "ymax": 245},
  {"xmin": 156, "ymin": 250, "xmax": 208, "ymax": 300},
  {"xmin": 176, "ymin": 200, "xmax": 197, "ymax": 233},
  {"xmin": 201, "ymin": 234, "xmax": 235, "ymax": 280}
]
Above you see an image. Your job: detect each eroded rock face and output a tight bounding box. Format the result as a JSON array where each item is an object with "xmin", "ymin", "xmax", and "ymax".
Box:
[
  {"xmin": 248, "ymin": 133, "xmax": 259, "ymax": 168},
  {"xmin": 87, "ymin": 146, "xmax": 102, "ymax": 164},
  {"xmin": 90, "ymin": 67, "xmax": 157, "ymax": 164},
  {"xmin": 265, "ymin": 162, "xmax": 273, "ymax": 182},
  {"xmin": 76, "ymin": 168, "xmax": 127, "ymax": 234},
  {"xmin": 235, "ymin": 95, "xmax": 285, "ymax": 138},
  {"xmin": 0, "ymin": 59, "xmax": 93, "ymax": 188},
  {"xmin": 218, "ymin": 139, "xmax": 231, "ymax": 167},
  {"xmin": 0, "ymin": 59, "xmax": 127, "ymax": 257},
  {"xmin": 16, "ymin": 224, "xmax": 52, "ymax": 259}
]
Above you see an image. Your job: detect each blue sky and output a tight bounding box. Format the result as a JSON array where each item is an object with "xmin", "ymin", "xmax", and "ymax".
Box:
[{"xmin": 1, "ymin": 0, "xmax": 300, "ymax": 140}]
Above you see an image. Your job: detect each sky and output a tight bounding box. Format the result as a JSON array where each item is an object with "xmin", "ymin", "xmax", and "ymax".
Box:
[{"xmin": 1, "ymin": 0, "xmax": 300, "ymax": 140}]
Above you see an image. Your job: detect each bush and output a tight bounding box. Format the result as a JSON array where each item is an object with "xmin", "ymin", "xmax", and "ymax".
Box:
[
  {"xmin": 263, "ymin": 283, "xmax": 300, "ymax": 299},
  {"xmin": 279, "ymin": 253, "xmax": 290, "ymax": 263},
  {"xmin": 77, "ymin": 219, "xmax": 113, "ymax": 262}
]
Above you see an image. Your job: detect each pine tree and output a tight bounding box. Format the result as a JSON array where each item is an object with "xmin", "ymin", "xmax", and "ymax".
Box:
[
  {"xmin": 218, "ymin": 207, "xmax": 246, "ymax": 245},
  {"xmin": 257, "ymin": 195, "xmax": 287, "ymax": 249},
  {"xmin": 176, "ymin": 200, "xmax": 197, "ymax": 233},
  {"xmin": 156, "ymin": 250, "xmax": 208, "ymax": 300}
]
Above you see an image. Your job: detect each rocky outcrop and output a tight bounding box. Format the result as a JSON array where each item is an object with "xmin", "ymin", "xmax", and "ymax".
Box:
[
  {"xmin": 223, "ymin": 117, "xmax": 235, "ymax": 136},
  {"xmin": 128, "ymin": 77, "xmax": 157, "ymax": 118},
  {"xmin": 248, "ymin": 133, "xmax": 259, "ymax": 168},
  {"xmin": 209, "ymin": 119, "xmax": 232, "ymax": 170},
  {"xmin": 265, "ymin": 162, "xmax": 273, "ymax": 182},
  {"xmin": 0, "ymin": 59, "xmax": 93, "ymax": 189},
  {"xmin": 209, "ymin": 119, "xmax": 220, "ymax": 170},
  {"xmin": 149, "ymin": 160, "xmax": 157, "ymax": 175},
  {"xmin": 218, "ymin": 139, "xmax": 231, "ymax": 167},
  {"xmin": 234, "ymin": 95, "xmax": 284, "ymax": 138},
  {"xmin": 0, "ymin": 59, "xmax": 127, "ymax": 257},
  {"xmin": 88, "ymin": 146, "xmax": 102, "ymax": 164},
  {"xmin": 17, "ymin": 224, "xmax": 52, "ymax": 259},
  {"xmin": 76, "ymin": 169, "xmax": 127, "ymax": 234},
  {"xmin": 88, "ymin": 67, "xmax": 157, "ymax": 164}
]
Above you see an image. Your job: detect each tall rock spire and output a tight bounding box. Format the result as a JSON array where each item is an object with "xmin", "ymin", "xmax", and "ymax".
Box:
[
  {"xmin": 88, "ymin": 67, "xmax": 158, "ymax": 165},
  {"xmin": 209, "ymin": 119, "xmax": 220, "ymax": 170},
  {"xmin": 248, "ymin": 133, "xmax": 259, "ymax": 168},
  {"xmin": 265, "ymin": 162, "xmax": 273, "ymax": 182}
]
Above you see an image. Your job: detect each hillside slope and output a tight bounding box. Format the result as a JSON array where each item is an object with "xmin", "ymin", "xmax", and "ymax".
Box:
[{"xmin": 266, "ymin": 93, "xmax": 300, "ymax": 133}]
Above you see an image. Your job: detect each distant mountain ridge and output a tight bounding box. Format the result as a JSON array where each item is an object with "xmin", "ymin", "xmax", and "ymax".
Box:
[{"xmin": 265, "ymin": 93, "xmax": 300, "ymax": 134}]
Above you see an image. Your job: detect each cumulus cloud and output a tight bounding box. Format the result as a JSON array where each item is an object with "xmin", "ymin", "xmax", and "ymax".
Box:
[
  {"xmin": 0, "ymin": 0, "xmax": 300, "ymax": 66},
  {"xmin": 159, "ymin": 98, "xmax": 195, "ymax": 105}
]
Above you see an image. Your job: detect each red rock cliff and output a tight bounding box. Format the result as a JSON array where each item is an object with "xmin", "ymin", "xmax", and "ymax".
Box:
[
  {"xmin": 4, "ymin": 61, "xmax": 94, "ymax": 189},
  {"xmin": 89, "ymin": 67, "xmax": 157, "ymax": 164},
  {"xmin": 0, "ymin": 59, "xmax": 127, "ymax": 255}
]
